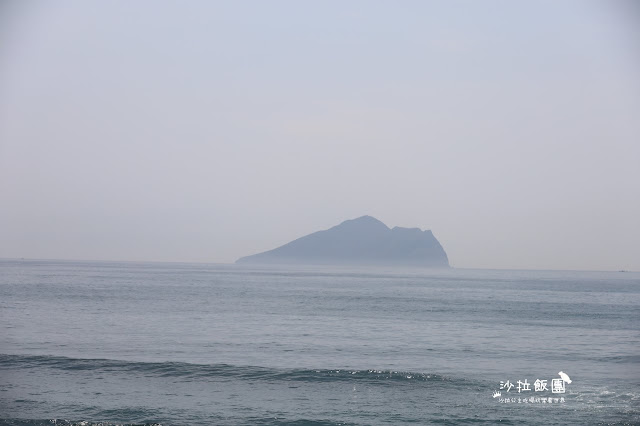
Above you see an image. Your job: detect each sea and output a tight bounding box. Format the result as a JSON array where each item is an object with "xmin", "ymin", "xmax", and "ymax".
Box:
[{"xmin": 0, "ymin": 259, "xmax": 638, "ymax": 425}]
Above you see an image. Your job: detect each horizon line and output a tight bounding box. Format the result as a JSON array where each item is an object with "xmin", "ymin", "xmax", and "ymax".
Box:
[{"xmin": 0, "ymin": 257, "xmax": 636, "ymax": 274}]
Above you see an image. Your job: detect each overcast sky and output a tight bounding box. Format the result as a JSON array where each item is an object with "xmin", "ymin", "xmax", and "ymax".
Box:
[{"xmin": 1, "ymin": 0, "xmax": 638, "ymax": 271}]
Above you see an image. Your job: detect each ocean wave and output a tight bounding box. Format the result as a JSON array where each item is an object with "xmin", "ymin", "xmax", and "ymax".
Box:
[
  {"xmin": 0, "ymin": 419, "xmax": 362, "ymax": 426},
  {"xmin": 0, "ymin": 354, "xmax": 469, "ymax": 386},
  {"xmin": 0, "ymin": 418, "xmax": 514, "ymax": 426},
  {"xmin": 0, "ymin": 421, "xmax": 162, "ymax": 426},
  {"xmin": 0, "ymin": 417, "xmax": 523, "ymax": 426},
  {"xmin": 595, "ymin": 354, "xmax": 640, "ymax": 364}
]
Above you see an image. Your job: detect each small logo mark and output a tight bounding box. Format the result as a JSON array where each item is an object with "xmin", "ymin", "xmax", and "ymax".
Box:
[
  {"xmin": 558, "ymin": 371, "xmax": 572, "ymax": 384},
  {"xmin": 493, "ymin": 390, "xmax": 501, "ymax": 398}
]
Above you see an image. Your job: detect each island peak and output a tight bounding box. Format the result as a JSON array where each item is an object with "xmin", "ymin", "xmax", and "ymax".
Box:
[{"xmin": 236, "ymin": 216, "xmax": 449, "ymax": 268}]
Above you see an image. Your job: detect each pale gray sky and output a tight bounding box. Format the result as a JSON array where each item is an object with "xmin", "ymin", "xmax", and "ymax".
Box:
[{"xmin": 1, "ymin": 0, "xmax": 638, "ymax": 270}]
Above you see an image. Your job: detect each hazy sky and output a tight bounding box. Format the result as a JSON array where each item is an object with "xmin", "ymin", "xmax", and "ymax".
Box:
[{"xmin": 1, "ymin": 1, "xmax": 639, "ymax": 270}]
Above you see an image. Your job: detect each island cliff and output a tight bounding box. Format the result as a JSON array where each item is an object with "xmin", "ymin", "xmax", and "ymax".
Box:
[{"xmin": 236, "ymin": 215, "xmax": 450, "ymax": 267}]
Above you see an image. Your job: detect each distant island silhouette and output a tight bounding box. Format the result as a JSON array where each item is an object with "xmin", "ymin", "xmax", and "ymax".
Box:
[{"xmin": 236, "ymin": 215, "xmax": 450, "ymax": 267}]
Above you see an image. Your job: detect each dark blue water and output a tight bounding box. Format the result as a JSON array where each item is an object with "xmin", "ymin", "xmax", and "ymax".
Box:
[{"xmin": 1, "ymin": 260, "xmax": 638, "ymax": 425}]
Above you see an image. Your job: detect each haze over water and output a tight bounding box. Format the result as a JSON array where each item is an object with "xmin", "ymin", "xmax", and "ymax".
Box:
[
  {"xmin": 1, "ymin": 2, "xmax": 639, "ymax": 424},
  {"xmin": 1, "ymin": 1, "xmax": 639, "ymax": 271}
]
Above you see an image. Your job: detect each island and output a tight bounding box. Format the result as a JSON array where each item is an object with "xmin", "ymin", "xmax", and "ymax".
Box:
[{"xmin": 236, "ymin": 215, "xmax": 450, "ymax": 267}]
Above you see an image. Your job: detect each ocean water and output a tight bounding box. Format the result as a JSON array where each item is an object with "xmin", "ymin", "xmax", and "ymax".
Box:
[{"xmin": 0, "ymin": 260, "xmax": 638, "ymax": 425}]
